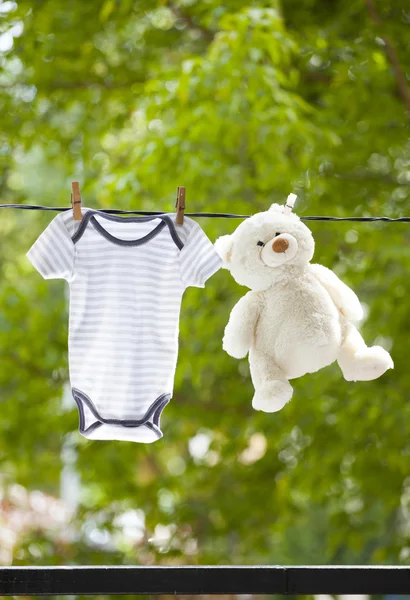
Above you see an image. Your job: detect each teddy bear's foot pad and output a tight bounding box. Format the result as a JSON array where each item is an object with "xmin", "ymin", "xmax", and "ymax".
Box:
[
  {"xmin": 252, "ymin": 380, "xmax": 293, "ymax": 413},
  {"xmin": 339, "ymin": 345, "xmax": 394, "ymax": 382}
]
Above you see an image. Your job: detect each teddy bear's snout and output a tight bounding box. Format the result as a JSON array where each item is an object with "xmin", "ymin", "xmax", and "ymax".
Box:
[
  {"xmin": 272, "ymin": 238, "xmax": 289, "ymax": 253},
  {"xmin": 260, "ymin": 233, "xmax": 298, "ymax": 267}
]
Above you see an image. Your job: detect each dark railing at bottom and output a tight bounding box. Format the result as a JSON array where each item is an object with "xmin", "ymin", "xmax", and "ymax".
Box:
[{"xmin": 1, "ymin": 566, "xmax": 410, "ymax": 596}]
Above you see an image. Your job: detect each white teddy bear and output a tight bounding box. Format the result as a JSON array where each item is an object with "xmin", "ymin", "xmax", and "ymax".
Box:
[{"xmin": 215, "ymin": 196, "xmax": 394, "ymax": 413}]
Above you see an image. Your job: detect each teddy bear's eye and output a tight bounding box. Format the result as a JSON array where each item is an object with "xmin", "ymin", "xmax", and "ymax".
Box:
[
  {"xmin": 275, "ymin": 232, "xmax": 281, "ymax": 237},
  {"xmin": 257, "ymin": 240, "xmax": 265, "ymax": 247}
]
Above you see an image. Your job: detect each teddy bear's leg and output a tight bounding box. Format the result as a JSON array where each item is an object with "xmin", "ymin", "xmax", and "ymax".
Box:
[
  {"xmin": 337, "ymin": 322, "xmax": 393, "ymax": 382},
  {"xmin": 249, "ymin": 348, "xmax": 293, "ymax": 413}
]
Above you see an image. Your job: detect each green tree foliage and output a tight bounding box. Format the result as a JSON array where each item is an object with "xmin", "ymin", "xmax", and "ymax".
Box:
[{"xmin": 0, "ymin": 0, "xmax": 409, "ymax": 593}]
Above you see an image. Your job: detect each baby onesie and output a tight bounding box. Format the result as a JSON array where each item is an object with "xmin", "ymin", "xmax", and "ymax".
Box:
[{"xmin": 27, "ymin": 209, "xmax": 222, "ymax": 443}]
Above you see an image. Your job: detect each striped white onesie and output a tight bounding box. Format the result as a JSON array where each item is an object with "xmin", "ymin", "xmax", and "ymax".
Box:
[{"xmin": 27, "ymin": 209, "xmax": 222, "ymax": 443}]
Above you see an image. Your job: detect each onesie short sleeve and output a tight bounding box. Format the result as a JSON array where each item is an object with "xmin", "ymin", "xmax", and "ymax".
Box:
[
  {"xmin": 26, "ymin": 213, "xmax": 75, "ymax": 281},
  {"xmin": 179, "ymin": 221, "xmax": 222, "ymax": 288}
]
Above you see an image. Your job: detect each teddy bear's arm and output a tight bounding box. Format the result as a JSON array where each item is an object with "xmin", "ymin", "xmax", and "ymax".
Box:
[
  {"xmin": 222, "ymin": 292, "xmax": 261, "ymax": 359},
  {"xmin": 310, "ymin": 264, "xmax": 363, "ymax": 322}
]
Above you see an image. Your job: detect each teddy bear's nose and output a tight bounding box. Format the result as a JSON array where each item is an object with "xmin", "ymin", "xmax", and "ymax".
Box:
[{"xmin": 272, "ymin": 237, "xmax": 289, "ymax": 253}]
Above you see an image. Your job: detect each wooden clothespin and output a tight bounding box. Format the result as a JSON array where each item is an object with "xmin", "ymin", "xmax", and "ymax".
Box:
[
  {"xmin": 71, "ymin": 181, "xmax": 82, "ymax": 221},
  {"xmin": 176, "ymin": 186, "xmax": 186, "ymax": 225}
]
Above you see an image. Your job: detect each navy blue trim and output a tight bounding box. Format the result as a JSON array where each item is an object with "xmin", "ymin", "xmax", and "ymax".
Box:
[
  {"xmin": 72, "ymin": 388, "xmax": 170, "ymax": 439},
  {"xmin": 72, "ymin": 211, "xmax": 184, "ymax": 250},
  {"xmin": 90, "ymin": 217, "xmax": 166, "ymax": 247}
]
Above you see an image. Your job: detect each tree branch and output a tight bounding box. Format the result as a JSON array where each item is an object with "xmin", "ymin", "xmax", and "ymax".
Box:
[
  {"xmin": 1, "ymin": 352, "xmax": 65, "ymax": 382},
  {"xmin": 0, "ymin": 79, "xmax": 145, "ymax": 91},
  {"xmin": 365, "ymin": 0, "xmax": 410, "ymax": 116},
  {"xmin": 168, "ymin": 3, "xmax": 215, "ymax": 42},
  {"xmin": 332, "ymin": 171, "xmax": 410, "ymax": 186},
  {"xmin": 45, "ymin": 80, "xmax": 145, "ymax": 90}
]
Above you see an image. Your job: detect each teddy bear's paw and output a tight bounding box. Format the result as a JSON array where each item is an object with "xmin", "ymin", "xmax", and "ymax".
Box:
[
  {"xmin": 252, "ymin": 380, "xmax": 293, "ymax": 413},
  {"xmin": 340, "ymin": 345, "xmax": 394, "ymax": 382},
  {"xmin": 222, "ymin": 335, "xmax": 249, "ymax": 359}
]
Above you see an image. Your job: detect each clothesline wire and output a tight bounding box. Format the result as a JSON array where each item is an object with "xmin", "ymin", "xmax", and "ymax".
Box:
[{"xmin": 0, "ymin": 204, "xmax": 409, "ymax": 222}]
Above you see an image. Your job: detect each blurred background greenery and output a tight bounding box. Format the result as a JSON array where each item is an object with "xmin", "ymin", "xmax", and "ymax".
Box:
[{"xmin": 0, "ymin": 0, "xmax": 409, "ymax": 598}]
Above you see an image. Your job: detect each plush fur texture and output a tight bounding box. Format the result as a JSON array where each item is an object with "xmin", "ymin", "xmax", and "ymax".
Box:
[{"xmin": 215, "ymin": 203, "xmax": 394, "ymax": 413}]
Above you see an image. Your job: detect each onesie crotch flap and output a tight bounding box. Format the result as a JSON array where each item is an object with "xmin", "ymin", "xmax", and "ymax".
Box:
[{"xmin": 72, "ymin": 388, "xmax": 170, "ymax": 443}]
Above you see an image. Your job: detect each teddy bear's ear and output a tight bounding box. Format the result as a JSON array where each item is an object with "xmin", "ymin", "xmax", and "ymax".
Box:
[{"xmin": 214, "ymin": 234, "xmax": 234, "ymax": 268}]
